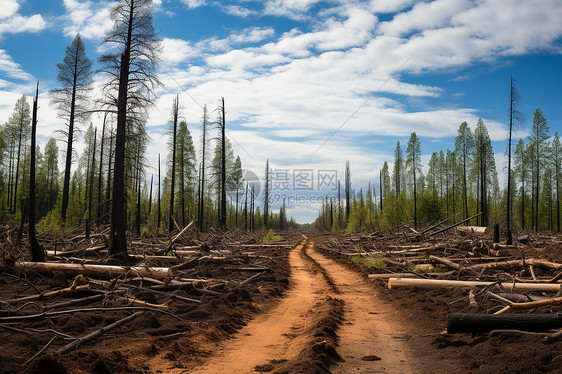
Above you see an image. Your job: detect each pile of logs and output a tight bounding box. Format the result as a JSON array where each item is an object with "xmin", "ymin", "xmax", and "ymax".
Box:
[
  {"xmin": 317, "ymin": 220, "xmax": 562, "ymax": 340},
  {"xmin": 0, "ymin": 221, "xmax": 293, "ymax": 366}
]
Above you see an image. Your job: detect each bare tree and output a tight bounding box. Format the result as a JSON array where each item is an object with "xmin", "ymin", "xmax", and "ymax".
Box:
[
  {"xmin": 29, "ymin": 83, "xmax": 45, "ymax": 262},
  {"xmin": 506, "ymin": 77, "xmax": 523, "ymax": 244},
  {"xmin": 99, "ymin": 0, "xmax": 161, "ymax": 256}
]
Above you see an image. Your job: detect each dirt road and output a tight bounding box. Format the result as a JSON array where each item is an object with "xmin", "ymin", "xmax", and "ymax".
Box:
[{"xmin": 177, "ymin": 237, "xmax": 423, "ymax": 373}]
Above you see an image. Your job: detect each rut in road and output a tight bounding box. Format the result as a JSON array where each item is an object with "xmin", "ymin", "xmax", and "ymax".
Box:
[{"xmin": 185, "ymin": 238, "xmax": 416, "ymax": 373}]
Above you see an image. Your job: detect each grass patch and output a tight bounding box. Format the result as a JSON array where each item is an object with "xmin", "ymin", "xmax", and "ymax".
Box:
[
  {"xmin": 363, "ymin": 257, "xmax": 387, "ymax": 269},
  {"xmin": 351, "ymin": 256, "xmax": 387, "ymax": 269},
  {"xmin": 263, "ymin": 229, "xmax": 282, "ymax": 242}
]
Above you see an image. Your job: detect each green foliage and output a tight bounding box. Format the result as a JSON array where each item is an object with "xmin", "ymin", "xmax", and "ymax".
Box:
[{"xmin": 263, "ymin": 229, "xmax": 282, "ymax": 242}]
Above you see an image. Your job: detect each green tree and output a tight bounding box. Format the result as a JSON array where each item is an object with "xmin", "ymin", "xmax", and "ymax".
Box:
[
  {"xmin": 406, "ymin": 132, "xmax": 422, "ymax": 230},
  {"xmin": 6, "ymin": 95, "xmax": 31, "ymax": 214},
  {"xmin": 529, "ymin": 108, "xmax": 550, "ymax": 231},
  {"xmin": 176, "ymin": 120, "xmax": 196, "ymax": 226},
  {"xmin": 514, "ymin": 139, "xmax": 528, "ymax": 230},
  {"xmin": 455, "ymin": 121, "xmax": 475, "ymax": 224},
  {"xmin": 473, "ymin": 118, "xmax": 496, "ymax": 227},
  {"xmin": 552, "ymin": 131, "xmax": 562, "ymax": 232},
  {"xmin": 51, "ymin": 34, "xmax": 93, "ymax": 222}
]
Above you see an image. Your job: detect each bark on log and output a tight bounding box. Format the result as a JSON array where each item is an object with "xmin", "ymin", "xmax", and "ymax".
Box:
[
  {"xmin": 0, "ymin": 262, "xmax": 171, "ymax": 280},
  {"xmin": 467, "ymin": 258, "xmax": 562, "ymax": 272},
  {"xmin": 388, "ymin": 278, "xmax": 562, "ymax": 292},
  {"xmin": 448, "ymin": 313, "xmax": 562, "ymax": 334}
]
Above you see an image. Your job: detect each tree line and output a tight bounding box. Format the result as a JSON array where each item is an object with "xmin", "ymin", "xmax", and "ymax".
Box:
[
  {"xmin": 0, "ymin": 0, "xmax": 290, "ymax": 260},
  {"xmin": 314, "ymin": 94, "xmax": 559, "ymax": 235}
]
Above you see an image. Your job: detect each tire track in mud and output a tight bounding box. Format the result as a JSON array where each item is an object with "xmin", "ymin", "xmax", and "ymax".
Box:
[
  {"xmin": 306, "ymin": 243, "xmax": 416, "ymax": 373},
  {"xmin": 185, "ymin": 238, "xmax": 342, "ymax": 373},
  {"xmin": 163, "ymin": 238, "xmax": 416, "ymax": 373}
]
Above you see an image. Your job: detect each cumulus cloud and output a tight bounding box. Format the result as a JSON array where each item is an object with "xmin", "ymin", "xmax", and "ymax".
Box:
[{"xmin": 62, "ymin": 0, "xmax": 113, "ymax": 40}]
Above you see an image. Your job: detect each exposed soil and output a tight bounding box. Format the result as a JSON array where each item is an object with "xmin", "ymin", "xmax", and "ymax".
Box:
[{"xmin": 2, "ymin": 228, "xmax": 561, "ymax": 373}]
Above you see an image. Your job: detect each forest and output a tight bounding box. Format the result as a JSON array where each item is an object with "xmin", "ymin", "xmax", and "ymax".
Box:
[
  {"xmin": 0, "ymin": 0, "xmax": 297, "ymax": 261},
  {"xmin": 314, "ymin": 104, "xmax": 559, "ymax": 238}
]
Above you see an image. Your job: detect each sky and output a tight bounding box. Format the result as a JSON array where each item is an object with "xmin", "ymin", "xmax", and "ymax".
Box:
[{"xmin": 1, "ymin": 0, "xmax": 562, "ymax": 223}]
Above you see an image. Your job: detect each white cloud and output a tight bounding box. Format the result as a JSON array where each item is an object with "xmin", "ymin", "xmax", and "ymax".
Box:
[
  {"xmin": 181, "ymin": 0, "xmax": 206, "ymax": 9},
  {"xmin": 263, "ymin": 0, "xmax": 325, "ymax": 20},
  {"xmin": 0, "ymin": 49, "xmax": 33, "ymax": 81},
  {"xmin": 0, "ymin": 0, "xmax": 19, "ymax": 19},
  {"xmin": 0, "ymin": 13, "xmax": 46, "ymax": 37},
  {"xmin": 62, "ymin": 0, "xmax": 113, "ymax": 40},
  {"xmin": 221, "ymin": 5, "xmax": 257, "ymax": 18}
]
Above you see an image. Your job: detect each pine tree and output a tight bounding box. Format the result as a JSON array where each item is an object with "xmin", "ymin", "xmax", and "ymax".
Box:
[
  {"xmin": 455, "ymin": 121, "xmax": 475, "ymax": 224},
  {"xmin": 406, "ymin": 132, "xmax": 422, "ymax": 230},
  {"xmin": 506, "ymin": 77, "xmax": 523, "ymax": 244},
  {"xmin": 529, "ymin": 108, "xmax": 550, "ymax": 231},
  {"xmin": 552, "ymin": 132, "xmax": 562, "ymax": 232},
  {"xmin": 51, "ymin": 34, "xmax": 93, "ymax": 222},
  {"xmin": 100, "ymin": 0, "xmax": 161, "ymax": 255}
]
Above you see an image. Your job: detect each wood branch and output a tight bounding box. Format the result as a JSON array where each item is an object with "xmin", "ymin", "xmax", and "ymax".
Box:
[
  {"xmin": 57, "ymin": 311, "xmax": 144, "ymax": 354},
  {"xmin": 429, "ymin": 212, "xmax": 483, "ymax": 236},
  {"xmin": 1, "ymin": 261, "xmax": 171, "ymax": 280},
  {"xmin": 447, "ymin": 313, "xmax": 562, "ymax": 334},
  {"xmin": 466, "ymin": 258, "xmax": 562, "ymax": 272},
  {"xmin": 429, "ymin": 255, "xmax": 460, "ymax": 270},
  {"xmin": 4, "ymin": 284, "xmax": 91, "ymax": 304},
  {"xmin": 493, "ymin": 296, "xmax": 562, "ymax": 315},
  {"xmin": 388, "ymin": 278, "xmax": 562, "ymax": 292},
  {"xmin": 368, "ymin": 273, "xmax": 427, "ymax": 279},
  {"xmin": 24, "ymin": 336, "xmax": 57, "ymax": 366},
  {"xmin": 386, "ymin": 244, "xmax": 445, "ymax": 255}
]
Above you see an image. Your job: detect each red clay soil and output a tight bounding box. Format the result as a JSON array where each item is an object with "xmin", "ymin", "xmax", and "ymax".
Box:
[
  {"xmin": 313, "ymin": 233, "xmax": 562, "ymax": 374},
  {"xmin": 0, "ymin": 237, "xmax": 294, "ymax": 374}
]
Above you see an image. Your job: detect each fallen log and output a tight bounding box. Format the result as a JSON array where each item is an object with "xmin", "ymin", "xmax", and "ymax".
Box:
[
  {"xmin": 467, "ymin": 258, "xmax": 562, "ymax": 272},
  {"xmin": 388, "ymin": 278, "xmax": 562, "ymax": 292},
  {"xmin": 0, "ymin": 261, "xmax": 171, "ymax": 280},
  {"xmin": 447, "ymin": 313, "xmax": 562, "ymax": 334}
]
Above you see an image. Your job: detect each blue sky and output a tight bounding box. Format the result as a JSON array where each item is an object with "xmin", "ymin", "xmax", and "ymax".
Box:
[{"xmin": 1, "ymin": 0, "xmax": 562, "ymax": 223}]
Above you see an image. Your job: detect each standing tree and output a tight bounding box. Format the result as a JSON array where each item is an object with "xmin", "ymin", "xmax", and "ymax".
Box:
[
  {"xmin": 455, "ymin": 121, "xmax": 475, "ymax": 224},
  {"xmin": 506, "ymin": 77, "xmax": 523, "ymax": 244},
  {"xmin": 198, "ymin": 105, "xmax": 210, "ymax": 231},
  {"xmin": 514, "ymin": 139, "xmax": 528, "ymax": 230},
  {"xmin": 216, "ymin": 97, "xmax": 227, "ymax": 229},
  {"xmin": 168, "ymin": 96, "xmax": 179, "ymax": 233},
  {"xmin": 6, "ymin": 95, "xmax": 31, "ymax": 215},
  {"xmin": 406, "ymin": 132, "xmax": 422, "ymax": 230},
  {"xmin": 264, "ymin": 159, "xmax": 269, "ymax": 229},
  {"xmin": 529, "ymin": 108, "xmax": 550, "ymax": 232},
  {"xmin": 345, "ymin": 161, "xmax": 351, "ymax": 221},
  {"xmin": 43, "ymin": 138, "xmax": 60, "ymax": 213},
  {"xmin": 99, "ymin": 0, "xmax": 161, "ymax": 256},
  {"xmin": 393, "ymin": 140, "xmax": 403, "ymax": 199},
  {"xmin": 552, "ymin": 132, "xmax": 562, "ymax": 232},
  {"xmin": 29, "ymin": 83, "xmax": 45, "ymax": 262},
  {"xmin": 50, "ymin": 34, "xmax": 93, "ymax": 221},
  {"xmin": 175, "ymin": 120, "xmax": 196, "ymax": 227},
  {"xmin": 473, "ymin": 118, "xmax": 496, "ymax": 227}
]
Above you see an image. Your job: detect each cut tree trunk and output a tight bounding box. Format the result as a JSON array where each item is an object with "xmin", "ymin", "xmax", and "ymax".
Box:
[
  {"xmin": 388, "ymin": 278, "xmax": 562, "ymax": 292},
  {"xmin": 448, "ymin": 313, "xmax": 562, "ymax": 334}
]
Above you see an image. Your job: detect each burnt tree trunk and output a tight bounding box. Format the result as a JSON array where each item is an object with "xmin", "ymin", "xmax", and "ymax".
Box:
[{"xmin": 29, "ymin": 83, "xmax": 44, "ymax": 262}]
